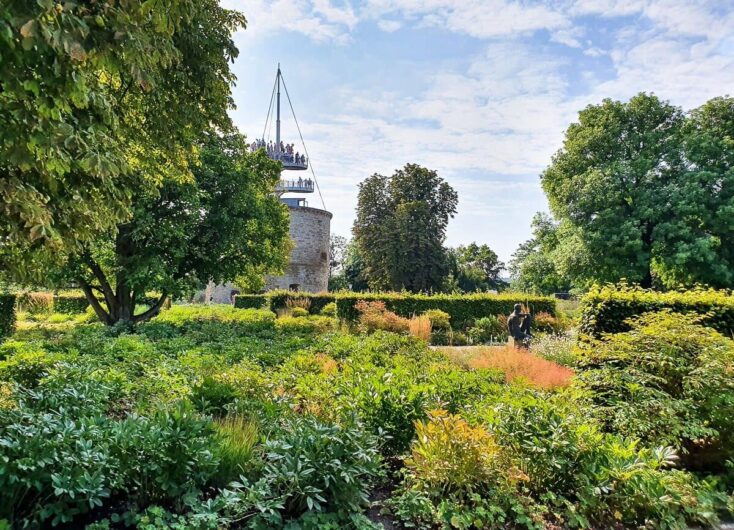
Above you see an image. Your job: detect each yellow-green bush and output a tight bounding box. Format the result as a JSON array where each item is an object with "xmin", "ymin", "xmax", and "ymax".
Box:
[
  {"xmin": 406, "ymin": 410, "xmax": 504, "ymax": 497},
  {"xmin": 421, "ymin": 309, "xmax": 451, "ymax": 331}
]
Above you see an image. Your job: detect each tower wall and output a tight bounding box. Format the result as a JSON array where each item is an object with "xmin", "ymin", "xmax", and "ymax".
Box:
[{"xmin": 266, "ymin": 206, "xmax": 332, "ymax": 293}]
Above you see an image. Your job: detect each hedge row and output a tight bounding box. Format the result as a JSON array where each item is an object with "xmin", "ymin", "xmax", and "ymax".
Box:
[
  {"xmin": 233, "ymin": 294, "xmax": 268, "ymax": 309},
  {"xmin": 54, "ymin": 293, "xmax": 168, "ymax": 314},
  {"xmin": 234, "ymin": 291, "xmax": 336, "ymax": 314},
  {"xmin": 335, "ymin": 292, "xmax": 556, "ymax": 329},
  {"xmin": 580, "ymin": 285, "xmax": 734, "ymax": 338},
  {"xmin": 54, "ymin": 294, "xmax": 90, "ymax": 314},
  {"xmin": 267, "ymin": 291, "xmax": 335, "ymax": 314},
  {"xmin": 0, "ymin": 294, "xmax": 16, "ymax": 341}
]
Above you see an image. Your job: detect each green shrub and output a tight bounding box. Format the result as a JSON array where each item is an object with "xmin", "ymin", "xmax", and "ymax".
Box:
[
  {"xmin": 342, "ymin": 361, "xmax": 430, "ymax": 457},
  {"xmin": 467, "ymin": 315, "xmax": 506, "ymax": 344},
  {"xmin": 0, "ymin": 294, "xmax": 16, "ymax": 342},
  {"xmin": 234, "ymin": 294, "xmax": 267, "ymax": 309},
  {"xmin": 320, "ymin": 302, "xmax": 337, "ymax": 316},
  {"xmin": 577, "ymin": 310, "xmax": 734, "ymax": 471},
  {"xmin": 291, "ymin": 307, "xmax": 309, "ymax": 317},
  {"xmin": 53, "ymin": 293, "xmax": 90, "ymax": 314},
  {"xmin": 109, "ymin": 406, "xmax": 219, "ymax": 506},
  {"xmin": 421, "ymin": 309, "xmax": 451, "ymax": 331},
  {"xmin": 0, "ymin": 342, "xmax": 66, "ymax": 388},
  {"xmin": 154, "ymin": 305, "xmax": 276, "ymax": 332},
  {"xmin": 0, "ymin": 382, "xmax": 115, "ymax": 527},
  {"xmin": 450, "ymin": 330, "xmax": 470, "ymax": 346},
  {"xmin": 580, "ymin": 284, "xmax": 734, "ymax": 337},
  {"xmin": 336, "ymin": 292, "xmax": 556, "ymax": 329},
  {"xmin": 430, "ymin": 329, "xmax": 451, "ymax": 346},
  {"xmin": 480, "ymin": 388, "xmax": 729, "ymax": 529},
  {"xmin": 223, "ymin": 416, "xmax": 382, "ymax": 525},
  {"xmin": 191, "ymin": 360, "xmax": 269, "ymax": 414}
]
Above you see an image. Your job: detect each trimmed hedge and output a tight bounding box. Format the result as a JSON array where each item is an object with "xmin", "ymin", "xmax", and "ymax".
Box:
[
  {"xmin": 267, "ymin": 291, "xmax": 336, "ymax": 315},
  {"xmin": 53, "ymin": 292, "xmax": 167, "ymax": 314},
  {"xmin": 335, "ymin": 292, "xmax": 556, "ymax": 329},
  {"xmin": 233, "ymin": 294, "xmax": 268, "ymax": 309},
  {"xmin": 0, "ymin": 294, "xmax": 16, "ymax": 341},
  {"xmin": 580, "ymin": 284, "xmax": 734, "ymax": 338},
  {"xmin": 53, "ymin": 294, "xmax": 89, "ymax": 314}
]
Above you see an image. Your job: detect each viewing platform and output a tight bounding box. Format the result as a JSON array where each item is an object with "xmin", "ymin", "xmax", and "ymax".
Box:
[
  {"xmin": 268, "ymin": 150, "xmax": 308, "ymax": 170},
  {"xmin": 276, "ymin": 178, "xmax": 314, "ymax": 194}
]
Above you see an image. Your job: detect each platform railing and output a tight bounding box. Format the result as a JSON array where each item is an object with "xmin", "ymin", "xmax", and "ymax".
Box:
[{"xmin": 276, "ymin": 179, "xmax": 315, "ymax": 192}]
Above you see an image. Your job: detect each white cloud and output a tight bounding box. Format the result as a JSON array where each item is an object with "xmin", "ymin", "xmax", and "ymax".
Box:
[
  {"xmin": 222, "ymin": 0, "xmax": 356, "ymax": 44},
  {"xmin": 377, "ymin": 18, "xmax": 402, "ymax": 32},
  {"xmin": 363, "ymin": 0, "xmax": 571, "ymax": 39}
]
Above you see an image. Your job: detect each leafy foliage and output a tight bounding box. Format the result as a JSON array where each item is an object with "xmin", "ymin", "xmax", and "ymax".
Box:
[
  {"xmin": 577, "ymin": 310, "xmax": 734, "ymax": 470},
  {"xmin": 541, "ymin": 93, "xmax": 734, "ymax": 289},
  {"xmin": 0, "ymin": 303, "xmax": 732, "ymax": 528},
  {"xmin": 61, "ymin": 132, "xmax": 290, "ymax": 326},
  {"xmin": 354, "ymin": 164, "xmax": 458, "ymax": 292},
  {"xmin": 406, "ymin": 410, "xmax": 503, "ymax": 497},
  {"xmin": 0, "ymin": 0, "xmax": 246, "ymax": 277},
  {"xmin": 447, "ymin": 243, "xmax": 506, "ymax": 292}
]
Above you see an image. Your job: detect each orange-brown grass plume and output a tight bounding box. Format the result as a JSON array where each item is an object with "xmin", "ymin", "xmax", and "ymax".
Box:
[
  {"xmin": 408, "ymin": 315, "xmax": 433, "ymax": 341},
  {"xmin": 442, "ymin": 346, "xmax": 573, "ymax": 390}
]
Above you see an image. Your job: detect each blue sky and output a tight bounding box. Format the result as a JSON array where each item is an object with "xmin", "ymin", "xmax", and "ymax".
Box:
[{"xmin": 222, "ymin": 0, "xmax": 734, "ymax": 263}]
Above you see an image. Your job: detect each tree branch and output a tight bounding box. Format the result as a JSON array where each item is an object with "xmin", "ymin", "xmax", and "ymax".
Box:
[
  {"xmin": 131, "ymin": 292, "xmax": 168, "ymax": 324},
  {"xmin": 83, "ymin": 252, "xmax": 116, "ymax": 312},
  {"xmin": 80, "ymin": 280, "xmax": 113, "ymax": 326}
]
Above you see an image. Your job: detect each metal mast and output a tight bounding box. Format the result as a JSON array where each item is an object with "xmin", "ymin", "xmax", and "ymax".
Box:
[{"xmin": 275, "ymin": 64, "xmax": 281, "ymax": 152}]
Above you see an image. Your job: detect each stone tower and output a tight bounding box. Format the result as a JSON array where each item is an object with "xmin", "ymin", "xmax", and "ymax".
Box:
[{"xmin": 262, "ymin": 65, "xmax": 331, "ymax": 293}]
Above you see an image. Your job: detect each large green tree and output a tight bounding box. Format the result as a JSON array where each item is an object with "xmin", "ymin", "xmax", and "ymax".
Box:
[
  {"xmin": 63, "ymin": 132, "xmax": 290, "ymax": 325},
  {"xmin": 542, "ymin": 93, "xmax": 685, "ymax": 288},
  {"xmin": 0, "ymin": 0, "xmax": 244, "ymax": 277},
  {"xmin": 542, "ymin": 93, "xmax": 734, "ymax": 289},
  {"xmin": 353, "ymin": 164, "xmax": 458, "ymax": 292}
]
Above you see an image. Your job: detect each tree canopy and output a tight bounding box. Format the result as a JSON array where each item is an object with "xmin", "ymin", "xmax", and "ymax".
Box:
[
  {"xmin": 541, "ymin": 93, "xmax": 734, "ymax": 289},
  {"xmin": 0, "ymin": 0, "xmax": 245, "ymax": 278},
  {"xmin": 353, "ymin": 164, "xmax": 458, "ymax": 293},
  {"xmin": 62, "ymin": 132, "xmax": 290, "ymax": 325},
  {"xmin": 447, "ymin": 243, "xmax": 505, "ymax": 292}
]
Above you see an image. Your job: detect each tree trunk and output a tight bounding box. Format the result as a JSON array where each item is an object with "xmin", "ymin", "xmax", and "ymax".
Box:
[{"xmin": 640, "ymin": 221, "xmax": 655, "ymax": 289}]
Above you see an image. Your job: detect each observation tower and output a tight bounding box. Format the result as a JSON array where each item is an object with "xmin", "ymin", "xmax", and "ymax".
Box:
[{"xmin": 258, "ymin": 65, "xmax": 332, "ymax": 293}]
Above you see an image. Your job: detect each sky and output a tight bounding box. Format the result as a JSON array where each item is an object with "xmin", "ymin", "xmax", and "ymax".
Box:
[{"xmin": 221, "ymin": 0, "xmax": 734, "ymax": 263}]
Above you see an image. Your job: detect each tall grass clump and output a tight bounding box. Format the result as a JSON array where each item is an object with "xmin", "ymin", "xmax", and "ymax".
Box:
[
  {"xmin": 213, "ymin": 415, "xmax": 260, "ymax": 486},
  {"xmin": 408, "ymin": 315, "xmax": 432, "ymax": 342}
]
